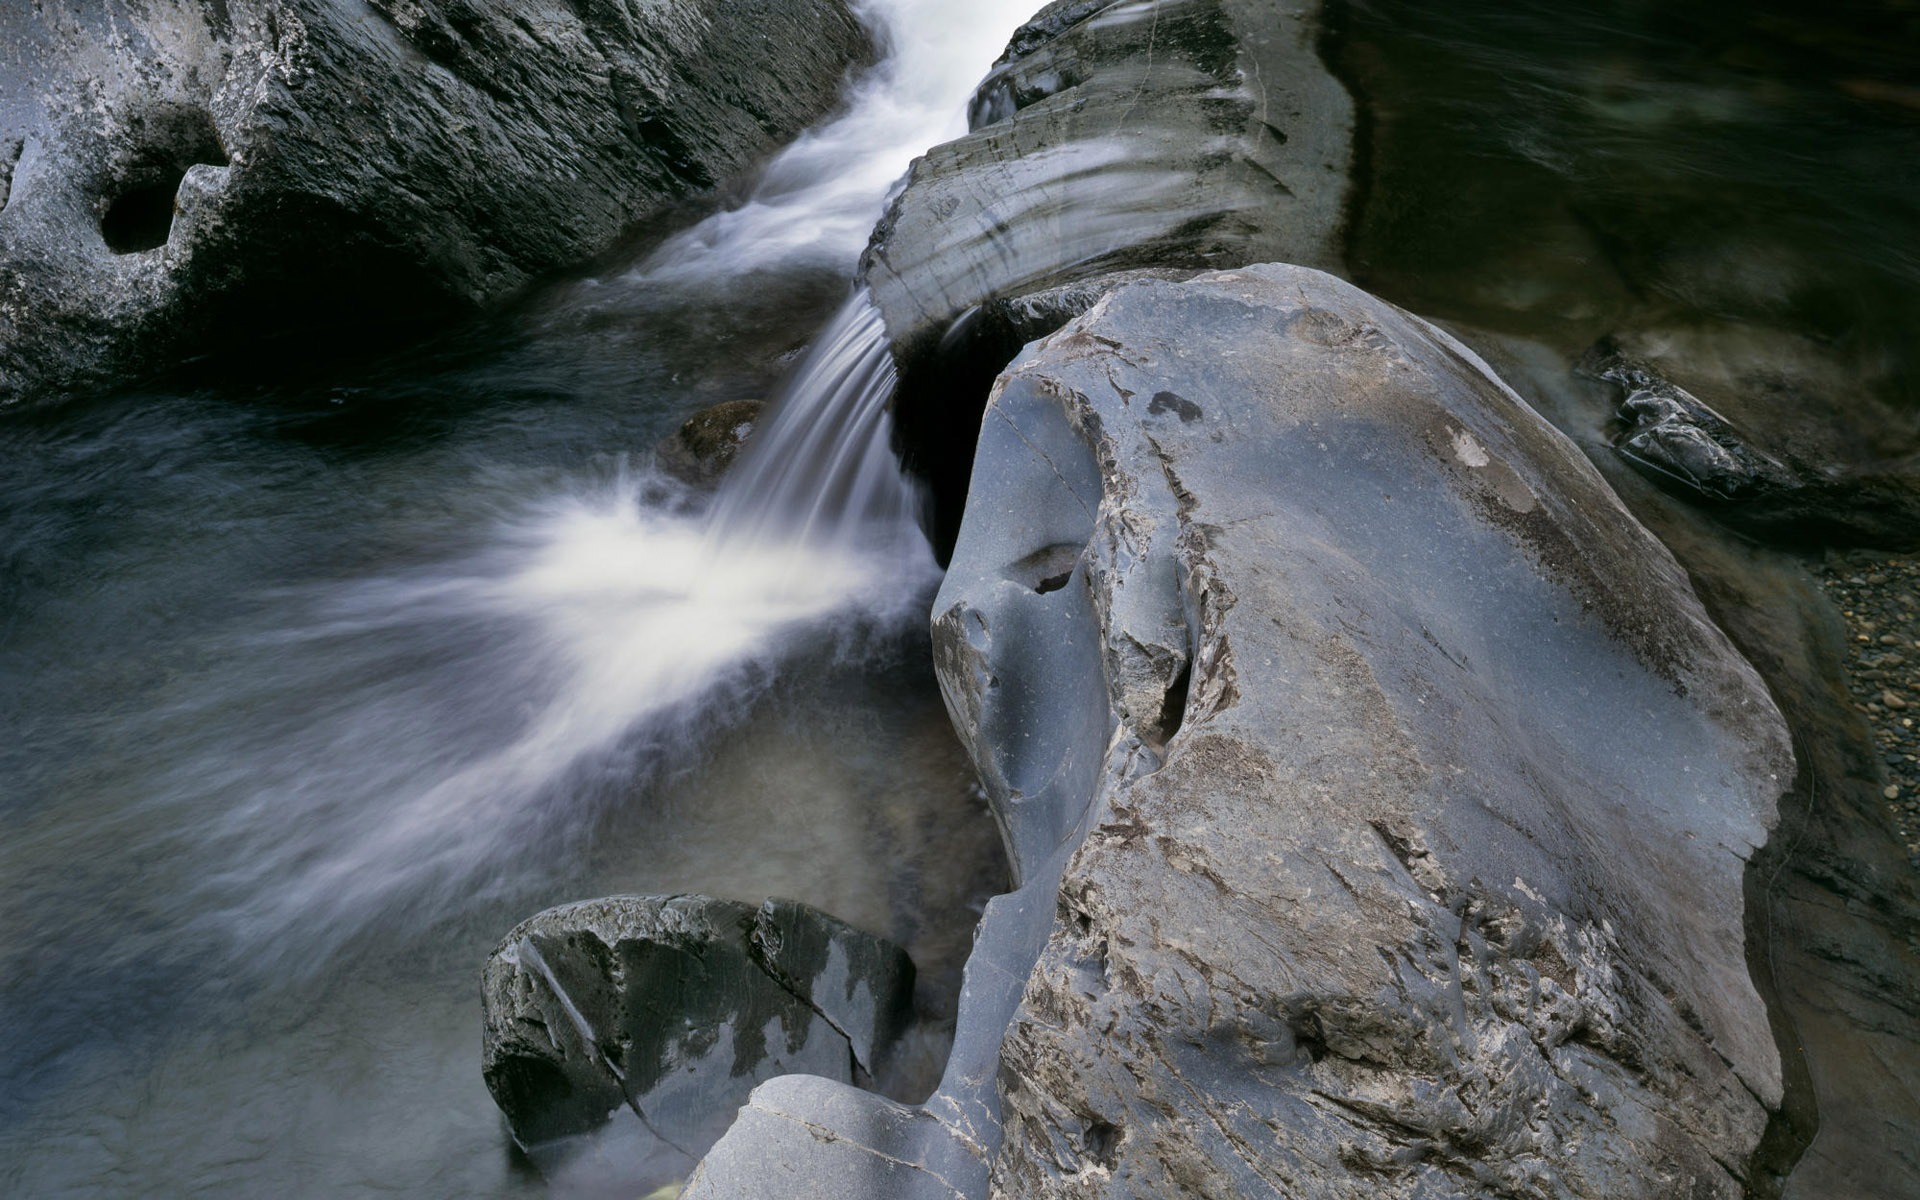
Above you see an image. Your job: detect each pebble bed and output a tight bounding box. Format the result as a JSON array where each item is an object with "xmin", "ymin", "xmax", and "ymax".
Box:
[{"xmin": 1819, "ymin": 552, "xmax": 1920, "ymax": 866}]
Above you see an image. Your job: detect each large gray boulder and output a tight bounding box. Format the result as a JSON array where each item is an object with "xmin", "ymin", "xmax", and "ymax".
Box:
[
  {"xmin": 687, "ymin": 264, "xmax": 1794, "ymax": 1197},
  {"xmin": 482, "ymin": 894, "xmax": 913, "ymax": 1197},
  {"xmin": 854, "ymin": 0, "xmax": 1353, "ymax": 550},
  {"xmin": 0, "ymin": 0, "xmax": 871, "ymax": 406}
]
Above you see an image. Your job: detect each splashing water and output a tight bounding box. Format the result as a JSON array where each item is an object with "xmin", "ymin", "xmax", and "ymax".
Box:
[
  {"xmin": 188, "ymin": 459, "xmax": 935, "ymax": 970},
  {"xmin": 635, "ymin": 0, "xmax": 1042, "ymax": 282},
  {"xmin": 0, "ymin": 0, "xmax": 1031, "ymax": 1192},
  {"xmin": 708, "ymin": 291, "xmax": 917, "ymax": 550},
  {"xmin": 173, "ymin": 0, "xmax": 1053, "ymax": 963}
]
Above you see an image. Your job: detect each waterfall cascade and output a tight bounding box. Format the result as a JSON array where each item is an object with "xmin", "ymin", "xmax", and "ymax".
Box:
[
  {"xmin": 170, "ymin": 0, "xmax": 1039, "ymax": 966},
  {"xmin": 707, "ymin": 291, "xmax": 918, "ymax": 552},
  {"xmin": 0, "ymin": 0, "xmax": 1034, "ymax": 1194}
]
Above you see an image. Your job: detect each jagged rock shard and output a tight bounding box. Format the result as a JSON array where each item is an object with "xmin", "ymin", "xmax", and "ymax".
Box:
[
  {"xmin": 0, "ymin": 0, "xmax": 870, "ymax": 406},
  {"xmin": 687, "ymin": 265, "xmax": 1793, "ymax": 1200},
  {"xmin": 482, "ymin": 894, "xmax": 912, "ymax": 1198},
  {"xmin": 1583, "ymin": 341, "xmax": 1920, "ymax": 550}
]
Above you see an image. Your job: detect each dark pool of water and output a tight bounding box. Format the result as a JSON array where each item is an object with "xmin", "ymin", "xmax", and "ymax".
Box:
[{"xmin": 1334, "ymin": 0, "xmax": 1920, "ymax": 461}]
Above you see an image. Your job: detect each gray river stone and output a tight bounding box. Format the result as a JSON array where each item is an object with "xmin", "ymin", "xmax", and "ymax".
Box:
[
  {"xmin": 0, "ymin": 0, "xmax": 870, "ymax": 407},
  {"xmin": 1580, "ymin": 340, "xmax": 1920, "ymax": 552},
  {"xmin": 855, "ymin": 0, "xmax": 1353, "ymax": 551},
  {"xmin": 481, "ymin": 894, "xmax": 912, "ymax": 1196},
  {"xmin": 686, "ymin": 264, "xmax": 1794, "ymax": 1198},
  {"xmin": 656, "ymin": 398, "xmax": 765, "ymax": 488}
]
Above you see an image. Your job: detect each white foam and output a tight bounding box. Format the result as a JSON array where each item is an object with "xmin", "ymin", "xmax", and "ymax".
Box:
[{"xmin": 635, "ymin": 0, "xmax": 1041, "ymax": 281}]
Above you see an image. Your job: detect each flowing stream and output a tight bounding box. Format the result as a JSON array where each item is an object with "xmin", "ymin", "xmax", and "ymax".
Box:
[{"xmin": 0, "ymin": 1, "xmax": 1033, "ymax": 1195}]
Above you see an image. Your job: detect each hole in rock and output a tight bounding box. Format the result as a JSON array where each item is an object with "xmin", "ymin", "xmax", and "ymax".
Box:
[
  {"xmin": 98, "ymin": 107, "xmax": 228, "ymax": 255},
  {"xmin": 1082, "ymin": 1117, "xmax": 1122, "ymax": 1167},
  {"xmin": 102, "ymin": 182, "xmax": 187, "ymax": 254},
  {"xmin": 1155, "ymin": 659, "xmax": 1192, "ymax": 744},
  {"xmin": 1006, "ymin": 542, "xmax": 1085, "ymax": 594},
  {"xmin": 0, "ymin": 137, "xmax": 21, "ymax": 214}
]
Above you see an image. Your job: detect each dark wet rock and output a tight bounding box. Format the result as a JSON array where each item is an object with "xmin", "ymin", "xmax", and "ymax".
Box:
[
  {"xmin": 687, "ymin": 264, "xmax": 1794, "ymax": 1197},
  {"xmin": 857, "ymin": 0, "xmax": 1353, "ymax": 554},
  {"xmin": 1582, "ymin": 339, "xmax": 1920, "ymax": 551},
  {"xmin": 0, "ymin": 0, "xmax": 871, "ymax": 407},
  {"xmin": 657, "ymin": 399, "xmax": 764, "ymax": 487},
  {"xmin": 482, "ymin": 894, "xmax": 912, "ymax": 1196}
]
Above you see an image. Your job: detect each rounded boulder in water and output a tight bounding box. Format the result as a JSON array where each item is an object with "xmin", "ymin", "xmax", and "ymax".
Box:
[
  {"xmin": 656, "ymin": 400, "xmax": 764, "ymax": 488},
  {"xmin": 481, "ymin": 894, "xmax": 914, "ymax": 1197}
]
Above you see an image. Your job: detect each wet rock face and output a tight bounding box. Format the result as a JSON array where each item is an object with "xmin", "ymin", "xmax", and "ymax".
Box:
[
  {"xmin": 657, "ymin": 399, "xmax": 764, "ymax": 488},
  {"xmin": 482, "ymin": 894, "xmax": 913, "ymax": 1196},
  {"xmin": 856, "ymin": 0, "xmax": 1352, "ymax": 554},
  {"xmin": 1583, "ymin": 341, "xmax": 1920, "ymax": 550},
  {"xmin": 686, "ymin": 265, "xmax": 1794, "ymax": 1199},
  {"xmin": 0, "ymin": 0, "xmax": 871, "ymax": 407}
]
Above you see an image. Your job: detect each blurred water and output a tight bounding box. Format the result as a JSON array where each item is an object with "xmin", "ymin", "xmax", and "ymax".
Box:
[
  {"xmin": 0, "ymin": 0, "xmax": 1033, "ymax": 1194},
  {"xmin": 637, "ymin": 0, "xmax": 1041, "ymax": 282},
  {"xmin": 1334, "ymin": 0, "xmax": 1920, "ymax": 450},
  {"xmin": 10, "ymin": 1, "xmax": 1910, "ymax": 1196}
]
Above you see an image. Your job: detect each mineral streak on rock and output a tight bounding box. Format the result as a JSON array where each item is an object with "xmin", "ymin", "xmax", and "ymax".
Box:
[
  {"xmin": 481, "ymin": 894, "xmax": 913, "ymax": 1197},
  {"xmin": 0, "ymin": 0, "xmax": 872, "ymax": 406},
  {"xmin": 687, "ymin": 264, "xmax": 1794, "ymax": 1199}
]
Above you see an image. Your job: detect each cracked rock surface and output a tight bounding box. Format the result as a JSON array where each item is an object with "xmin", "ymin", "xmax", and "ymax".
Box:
[
  {"xmin": 688, "ymin": 264, "xmax": 1793, "ymax": 1198},
  {"xmin": 481, "ymin": 894, "xmax": 913, "ymax": 1197},
  {"xmin": 0, "ymin": 0, "xmax": 869, "ymax": 407}
]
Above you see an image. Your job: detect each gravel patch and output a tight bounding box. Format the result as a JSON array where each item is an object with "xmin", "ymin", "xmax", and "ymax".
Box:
[{"xmin": 1819, "ymin": 551, "xmax": 1920, "ymax": 866}]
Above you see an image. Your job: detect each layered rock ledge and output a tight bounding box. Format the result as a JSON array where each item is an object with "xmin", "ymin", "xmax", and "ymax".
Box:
[
  {"xmin": 855, "ymin": 0, "xmax": 1353, "ymax": 551},
  {"xmin": 0, "ymin": 0, "xmax": 871, "ymax": 406},
  {"xmin": 686, "ymin": 264, "xmax": 1793, "ymax": 1198}
]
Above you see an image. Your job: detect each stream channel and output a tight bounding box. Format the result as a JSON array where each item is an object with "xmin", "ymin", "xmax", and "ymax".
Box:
[{"xmin": 3, "ymin": 0, "xmax": 1917, "ymax": 1197}]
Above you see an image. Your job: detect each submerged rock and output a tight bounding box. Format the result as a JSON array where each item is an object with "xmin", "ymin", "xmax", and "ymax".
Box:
[
  {"xmin": 656, "ymin": 399, "xmax": 764, "ymax": 488},
  {"xmin": 482, "ymin": 894, "xmax": 913, "ymax": 1197},
  {"xmin": 1583, "ymin": 340, "xmax": 1920, "ymax": 550},
  {"xmin": 0, "ymin": 0, "xmax": 871, "ymax": 407},
  {"xmin": 687, "ymin": 264, "xmax": 1793, "ymax": 1198},
  {"xmin": 855, "ymin": 0, "xmax": 1353, "ymax": 552}
]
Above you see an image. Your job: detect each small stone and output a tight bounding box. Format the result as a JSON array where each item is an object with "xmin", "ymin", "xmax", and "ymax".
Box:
[
  {"xmin": 1886, "ymin": 691, "xmax": 1910, "ymax": 710},
  {"xmin": 1887, "ymin": 785, "xmax": 1903, "ymax": 800},
  {"xmin": 1883, "ymin": 634, "xmax": 1903, "ymax": 645}
]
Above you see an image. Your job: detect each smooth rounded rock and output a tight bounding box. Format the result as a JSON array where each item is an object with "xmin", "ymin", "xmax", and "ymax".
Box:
[{"xmin": 688, "ymin": 263, "xmax": 1794, "ymax": 1199}]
